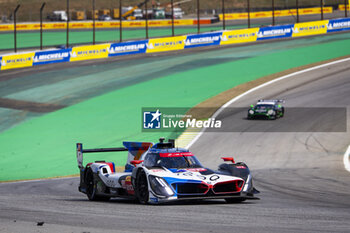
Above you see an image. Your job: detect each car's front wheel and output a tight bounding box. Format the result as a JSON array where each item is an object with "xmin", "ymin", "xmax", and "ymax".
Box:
[{"xmin": 135, "ymin": 170, "xmax": 149, "ymax": 204}]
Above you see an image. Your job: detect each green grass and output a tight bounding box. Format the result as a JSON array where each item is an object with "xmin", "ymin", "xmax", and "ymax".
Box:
[{"xmin": 1, "ymin": 36, "xmax": 350, "ymax": 181}]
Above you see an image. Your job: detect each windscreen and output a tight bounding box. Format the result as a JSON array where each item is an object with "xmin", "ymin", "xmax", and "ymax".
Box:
[
  {"xmin": 144, "ymin": 152, "xmax": 203, "ymax": 169},
  {"xmin": 255, "ymin": 104, "xmax": 274, "ymax": 110}
]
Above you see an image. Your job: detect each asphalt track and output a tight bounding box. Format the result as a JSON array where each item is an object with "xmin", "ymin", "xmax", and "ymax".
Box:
[{"xmin": 0, "ymin": 56, "xmax": 349, "ymax": 232}]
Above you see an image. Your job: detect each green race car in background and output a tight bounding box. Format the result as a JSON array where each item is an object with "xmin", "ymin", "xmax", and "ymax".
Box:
[{"xmin": 247, "ymin": 99, "xmax": 285, "ymax": 120}]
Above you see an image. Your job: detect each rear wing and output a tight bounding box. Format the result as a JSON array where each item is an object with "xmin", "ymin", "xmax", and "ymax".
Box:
[{"xmin": 76, "ymin": 143, "xmax": 128, "ymax": 169}]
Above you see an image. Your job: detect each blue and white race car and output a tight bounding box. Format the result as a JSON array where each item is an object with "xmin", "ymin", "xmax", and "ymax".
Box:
[{"xmin": 76, "ymin": 138, "xmax": 259, "ymax": 204}]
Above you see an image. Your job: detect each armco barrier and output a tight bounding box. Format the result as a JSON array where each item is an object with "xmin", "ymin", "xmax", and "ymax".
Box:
[
  {"xmin": 1, "ymin": 18, "xmax": 350, "ymax": 71},
  {"xmin": 219, "ymin": 7, "xmax": 333, "ymax": 20}
]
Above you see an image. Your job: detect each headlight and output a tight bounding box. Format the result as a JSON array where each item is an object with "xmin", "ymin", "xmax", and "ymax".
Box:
[
  {"xmin": 243, "ymin": 175, "xmax": 251, "ymax": 192},
  {"xmin": 249, "ymin": 110, "xmax": 254, "ymax": 114},
  {"xmin": 149, "ymin": 176, "xmax": 174, "ymax": 197},
  {"xmin": 267, "ymin": 110, "xmax": 274, "ymax": 115}
]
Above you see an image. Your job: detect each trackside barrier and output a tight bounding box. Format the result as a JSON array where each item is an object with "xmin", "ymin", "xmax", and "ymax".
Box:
[
  {"xmin": 218, "ymin": 7, "xmax": 333, "ymax": 20},
  {"xmin": 1, "ymin": 18, "xmax": 350, "ymax": 71},
  {"xmin": 0, "ymin": 19, "xmax": 213, "ymax": 32},
  {"xmin": 0, "ymin": 7, "xmax": 332, "ymax": 32}
]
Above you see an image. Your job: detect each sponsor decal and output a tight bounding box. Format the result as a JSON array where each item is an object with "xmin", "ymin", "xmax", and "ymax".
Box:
[
  {"xmin": 125, "ymin": 176, "xmax": 134, "ymax": 195},
  {"xmin": 0, "ymin": 25, "xmax": 13, "ymax": 31},
  {"xmin": 33, "ymin": 49, "xmax": 71, "ymax": 65},
  {"xmin": 184, "ymin": 32, "xmax": 222, "ymax": 48},
  {"xmin": 185, "ymin": 168, "xmax": 207, "ymax": 172},
  {"xmin": 338, "ymin": 4, "xmax": 350, "ymax": 11},
  {"xmin": 327, "ymin": 18, "xmax": 350, "ymax": 32},
  {"xmin": 221, "ymin": 28, "xmax": 259, "ymax": 45},
  {"xmin": 109, "ymin": 40, "xmax": 148, "ymax": 57},
  {"xmin": 146, "ymin": 36, "xmax": 186, "ymax": 53},
  {"xmin": 292, "ymin": 20, "xmax": 328, "ymax": 37},
  {"xmin": 1, "ymin": 52, "xmax": 35, "ymax": 70},
  {"xmin": 257, "ymin": 24, "xmax": 294, "ymax": 40},
  {"xmin": 151, "ymin": 169, "xmax": 164, "ymax": 172},
  {"xmin": 70, "ymin": 44, "xmax": 110, "ymax": 62},
  {"xmin": 150, "ymin": 197, "xmax": 159, "ymax": 203},
  {"xmin": 219, "ymin": 7, "xmax": 332, "ymax": 21},
  {"xmin": 159, "ymin": 152, "xmax": 193, "ymax": 157}
]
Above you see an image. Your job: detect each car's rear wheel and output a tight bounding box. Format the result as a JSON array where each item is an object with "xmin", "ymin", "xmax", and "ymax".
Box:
[
  {"xmin": 270, "ymin": 113, "xmax": 277, "ymax": 120},
  {"xmin": 85, "ymin": 168, "xmax": 110, "ymax": 201},
  {"xmin": 225, "ymin": 197, "xmax": 246, "ymax": 203},
  {"xmin": 135, "ymin": 170, "xmax": 149, "ymax": 204}
]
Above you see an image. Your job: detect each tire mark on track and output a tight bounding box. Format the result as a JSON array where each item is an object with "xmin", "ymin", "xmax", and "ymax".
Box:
[{"xmin": 0, "ymin": 98, "xmax": 65, "ymax": 112}]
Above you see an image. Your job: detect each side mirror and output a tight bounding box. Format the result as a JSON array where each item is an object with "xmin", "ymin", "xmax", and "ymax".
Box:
[
  {"xmin": 221, "ymin": 157, "xmax": 235, "ymax": 163},
  {"xmin": 130, "ymin": 160, "xmax": 144, "ymax": 166}
]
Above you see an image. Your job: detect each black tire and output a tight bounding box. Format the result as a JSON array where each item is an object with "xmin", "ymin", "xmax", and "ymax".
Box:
[
  {"xmin": 135, "ymin": 170, "xmax": 149, "ymax": 204},
  {"xmin": 281, "ymin": 107, "xmax": 285, "ymax": 117},
  {"xmin": 225, "ymin": 197, "xmax": 246, "ymax": 203},
  {"xmin": 85, "ymin": 168, "xmax": 110, "ymax": 201}
]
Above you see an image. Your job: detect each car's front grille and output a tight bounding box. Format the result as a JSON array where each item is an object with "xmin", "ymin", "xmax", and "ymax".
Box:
[
  {"xmin": 213, "ymin": 180, "xmax": 244, "ymax": 194},
  {"xmin": 172, "ymin": 183, "xmax": 209, "ymax": 195}
]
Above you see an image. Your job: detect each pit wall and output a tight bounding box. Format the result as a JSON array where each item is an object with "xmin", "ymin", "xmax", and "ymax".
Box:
[{"xmin": 1, "ymin": 18, "xmax": 350, "ymax": 71}]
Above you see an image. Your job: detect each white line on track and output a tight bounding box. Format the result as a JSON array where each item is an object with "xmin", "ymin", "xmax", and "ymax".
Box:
[{"xmin": 185, "ymin": 57, "xmax": 350, "ymax": 173}]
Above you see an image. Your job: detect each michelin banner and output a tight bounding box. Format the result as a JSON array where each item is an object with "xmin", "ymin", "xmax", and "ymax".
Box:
[
  {"xmin": 70, "ymin": 44, "xmax": 110, "ymax": 62},
  {"xmin": 0, "ymin": 52, "xmax": 35, "ymax": 70},
  {"xmin": 292, "ymin": 20, "xmax": 328, "ymax": 37},
  {"xmin": 109, "ymin": 40, "xmax": 148, "ymax": 57},
  {"xmin": 327, "ymin": 18, "xmax": 350, "ymax": 33},
  {"xmin": 184, "ymin": 32, "xmax": 222, "ymax": 48},
  {"xmin": 221, "ymin": 28, "xmax": 259, "ymax": 45},
  {"xmin": 257, "ymin": 24, "xmax": 294, "ymax": 40},
  {"xmin": 33, "ymin": 49, "xmax": 71, "ymax": 66},
  {"xmin": 146, "ymin": 36, "xmax": 186, "ymax": 53}
]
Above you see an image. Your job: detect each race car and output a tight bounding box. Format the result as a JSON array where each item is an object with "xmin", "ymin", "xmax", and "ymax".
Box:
[
  {"xmin": 247, "ymin": 99, "xmax": 285, "ymax": 120},
  {"xmin": 76, "ymin": 138, "xmax": 259, "ymax": 204}
]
